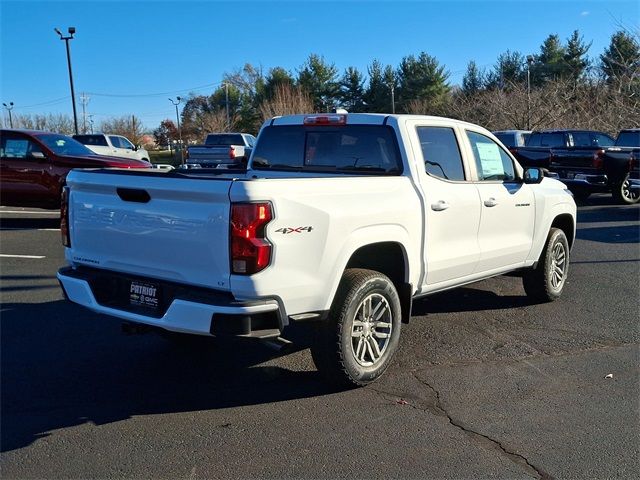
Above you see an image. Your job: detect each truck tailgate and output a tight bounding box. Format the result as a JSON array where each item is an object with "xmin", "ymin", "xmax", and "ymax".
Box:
[{"xmin": 66, "ymin": 170, "xmax": 234, "ymax": 290}]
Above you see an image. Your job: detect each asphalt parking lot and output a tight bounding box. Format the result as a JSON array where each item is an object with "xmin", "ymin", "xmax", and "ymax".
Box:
[{"xmin": 1, "ymin": 196, "xmax": 639, "ymax": 479}]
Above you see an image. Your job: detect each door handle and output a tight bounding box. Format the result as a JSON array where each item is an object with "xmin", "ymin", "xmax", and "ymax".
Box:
[
  {"xmin": 484, "ymin": 197, "xmax": 498, "ymax": 207},
  {"xmin": 431, "ymin": 200, "xmax": 450, "ymax": 211}
]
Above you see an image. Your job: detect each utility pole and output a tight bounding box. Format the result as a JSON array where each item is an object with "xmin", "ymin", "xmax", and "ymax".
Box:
[
  {"xmin": 80, "ymin": 93, "xmax": 90, "ymax": 134},
  {"xmin": 169, "ymin": 97, "xmax": 184, "ymax": 164},
  {"xmin": 88, "ymin": 114, "xmax": 94, "ymax": 133},
  {"xmin": 2, "ymin": 102, "xmax": 14, "ymax": 128},
  {"xmin": 526, "ymin": 55, "xmax": 534, "ymax": 130},
  {"xmin": 224, "ymin": 82, "xmax": 230, "ymax": 130},
  {"xmin": 54, "ymin": 27, "xmax": 79, "ymax": 134},
  {"xmin": 390, "ymin": 84, "xmax": 396, "ymax": 114}
]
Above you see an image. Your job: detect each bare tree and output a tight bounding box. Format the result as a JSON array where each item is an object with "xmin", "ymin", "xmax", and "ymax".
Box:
[
  {"xmin": 259, "ymin": 84, "xmax": 314, "ymax": 121},
  {"xmin": 99, "ymin": 115, "xmax": 145, "ymax": 144}
]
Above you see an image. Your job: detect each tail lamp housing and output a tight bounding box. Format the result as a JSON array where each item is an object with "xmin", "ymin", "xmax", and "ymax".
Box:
[
  {"xmin": 592, "ymin": 149, "xmax": 605, "ymax": 169},
  {"xmin": 229, "ymin": 146, "xmax": 236, "ymax": 159},
  {"xmin": 230, "ymin": 202, "xmax": 273, "ymax": 274},
  {"xmin": 61, "ymin": 186, "xmax": 71, "ymax": 247}
]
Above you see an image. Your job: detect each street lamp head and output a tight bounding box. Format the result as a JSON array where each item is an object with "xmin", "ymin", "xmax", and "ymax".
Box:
[
  {"xmin": 526, "ymin": 55, "xmax": 535, "ymax": 64},
  {"xmin": 176, "ymin": 96, "xmax": 181, "ymax": 102},
  {"xmin": 68, "ymin": 27, "xmax": 76, "ymax": 35},
  {"xmin": 54, "ymin": 27, "xmax": 62, "ymax": 36}
]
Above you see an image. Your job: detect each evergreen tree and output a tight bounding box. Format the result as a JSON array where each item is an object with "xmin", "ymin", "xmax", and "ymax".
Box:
[
  {"xmin": 297, "ymin": 54, "xmax": 340, "ymax": 111},
  {"xmin": 462, "ymin": 60, "xmax": 484, "ymax": 94},
  {"xmin": 396, "ymin": 52, "xmax": 450, "ymax": 111},
  {"xmin": 531, "ymin": 34, "xmax": 567, "ymax": 85},
  {"xmin": 339, "ymin": 67, "xmax": 366, "ymax": 112},
  {"xmin": 364, "ymin": 59, "xmax": 391, "ymax": 113},
  {"xmin": 263, "ymin": 67, "xmax": 295, "ymax": 100},
  {"xmin": 600, "ymin": 30, "xmax": 640, "ymax": 83},
  {"xmin": 564, "ymin": 30, "xmax": 591, "ymax": 82},
  {"xmin": 485, "ymin": 50, "xmax": 526, "ymax": 89}
]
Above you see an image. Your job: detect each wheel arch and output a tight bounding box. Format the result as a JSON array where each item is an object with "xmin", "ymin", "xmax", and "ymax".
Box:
[
  {"xmin": 551, "ymin": 213, "xmax": 575, "ymax": 249},
  {"xmin": 333, "ymin": 240, "xmax": 413, "ymax": 324}
]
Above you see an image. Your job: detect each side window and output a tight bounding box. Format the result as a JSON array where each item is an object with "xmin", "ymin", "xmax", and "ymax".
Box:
[
  {"xmin": 0, "ymin": 138, "xmax": 42, "ymax": 160},
  {"xmin": 466, "ymin": 131, "xmax": 516, "ymax": 182},
  {"xmin": 119, "ymin": 137, "xmax": 134, "ymax": 149},
  {"xmin": 417, "ymin": 126, "xmax": 465, "ymax": 181},
  {"xmin": 2, "ymin": 139, "xmax": 29, "ymax": 159},
  {"xmin": 109, "ymin": 136, "xmax": 122, "ymax": 148},
  {"xmin": 571, "ymin": 132, "xmax": 591, "ymax": 147},
  {"xmin": 594, "ymin": 133, "xmax": 614, "ymax": 147}
]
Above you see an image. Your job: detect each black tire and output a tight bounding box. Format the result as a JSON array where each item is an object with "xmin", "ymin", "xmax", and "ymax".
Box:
[
  {"xmin": 612, "ymin": 174, "xmax": 640, "ymax": 205},
  {"xmin": 570, "ymin": 187, "xmax": 591, "ymax": 202},
  {"xmin": 522, "ymin": 228, "xmax": 570, "ymax": 302},
  {"xmin": 310, "ymin": 269, "xmax": 402, "ymax": 387}
]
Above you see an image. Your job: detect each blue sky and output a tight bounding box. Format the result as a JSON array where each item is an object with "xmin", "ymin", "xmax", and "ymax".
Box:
[{"xmin": 1, "ymin": 0, "xmax": 638, "ymax": 130}]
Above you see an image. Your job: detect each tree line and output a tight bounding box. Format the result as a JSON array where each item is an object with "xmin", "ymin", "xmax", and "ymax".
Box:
[{"xmin": 3, "ymin": 29, "xmax": 638, "ymax": 144}]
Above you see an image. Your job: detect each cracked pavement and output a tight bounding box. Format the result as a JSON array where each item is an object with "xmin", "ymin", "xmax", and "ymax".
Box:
[{"xmin": 1, "ymin": 196, "xmax": 639, "ymax": 479}]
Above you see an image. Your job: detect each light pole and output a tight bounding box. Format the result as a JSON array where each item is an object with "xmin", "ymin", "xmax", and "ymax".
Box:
[
  {"xmin": 2, "ymin": 102, "xmax": 14, "ymax": 128},
  {"xmin": 224, "ymin": 82, "xmax": 230, "ymax": 129},
  {"xmin": 54, "ymin": 27, "xmax": 79, "ymax": 134},
  {"xmin": 526, "ymin": 55, "xmax": 534, "ymax": 130},
  {"xmin": 169, "ymin": 97, "xmax": 184, "ymax": 164}
]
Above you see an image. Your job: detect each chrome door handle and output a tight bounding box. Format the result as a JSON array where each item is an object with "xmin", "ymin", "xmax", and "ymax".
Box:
[
  {"xmin": 431, "ymin": 200, "xmax": 450, "ymax": 211},
  {"xmin": 484, "ymin": 198, "xmax": 498, "ymax": 207}
]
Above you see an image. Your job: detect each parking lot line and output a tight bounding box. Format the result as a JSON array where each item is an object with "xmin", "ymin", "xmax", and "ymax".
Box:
[
  {"xmin": 0, "ymin": 210, "xmax": 60, "ymax": 215},
  {"xmin": 0, "ymin": 254, "xmax": 46, "ymax": 259},
  {"xmin": 0, "ymin": 228, "xmax": 60, "ymax": 231}
]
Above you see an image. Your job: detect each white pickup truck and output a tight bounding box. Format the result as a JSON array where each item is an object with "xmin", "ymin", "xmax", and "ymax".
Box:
[
  {"xmin": 58, "ymin": 113, "xmax": 576, "ymax": 386},
  {"xmin": 185, "ymin": 133, "xmax": 256, "ymax": 168}
]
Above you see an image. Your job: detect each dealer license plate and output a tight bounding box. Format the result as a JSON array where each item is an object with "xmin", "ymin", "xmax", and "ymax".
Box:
[{"xmin": 129, "ymin": 280, "xmax": 160, "ymax": 309}]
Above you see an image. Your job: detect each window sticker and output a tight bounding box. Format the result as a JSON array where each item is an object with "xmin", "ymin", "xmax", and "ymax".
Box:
[{"xmin": 476, "ymin": 142, "xmax": 503, "ymax": 177}]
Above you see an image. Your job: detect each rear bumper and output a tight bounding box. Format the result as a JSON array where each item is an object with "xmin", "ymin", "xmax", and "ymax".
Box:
[
  {"xmin": 554, "ymin": 173, "xmax": 609, "ymax": 191},
  {"xmin": 57, "ymin": 267, "xmax": 284, "ymax": 338}
]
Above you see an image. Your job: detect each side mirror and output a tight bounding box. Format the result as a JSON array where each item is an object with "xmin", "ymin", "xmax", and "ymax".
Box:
[
  {"xmin": 523, "ymin": 167, "xmax": 544, "ymax": 184},
  {"xmin": 134, "ymin": 145, "xmax": 140, "ymax": 151}
]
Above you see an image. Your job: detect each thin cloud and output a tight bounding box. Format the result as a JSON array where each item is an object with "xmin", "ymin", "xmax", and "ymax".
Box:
[{"xmin": 580, "ymin": 11, "xmax": 590, "ymax": 16}]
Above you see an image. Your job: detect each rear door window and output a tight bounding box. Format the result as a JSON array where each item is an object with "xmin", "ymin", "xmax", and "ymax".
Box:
[
  {"xmin": 417, "ymin": 126, "xmax": 465, "ymax": 181},
  {"xmin": 74, "ymin": 135, "xmax": 108, "ymax": 146}
]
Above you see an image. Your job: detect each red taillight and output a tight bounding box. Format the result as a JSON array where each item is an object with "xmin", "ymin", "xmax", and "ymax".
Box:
[
  {"xmin": 229, "ymin": 146, "xmax": 236, "ymax": 159},
  {"xmin": 303, "ymin": 114, "xmax": 347, "ymax": 126},
  {"xmin": 230, "ymin": 202, "xmax": 273, "ymax": 274},
  {"xmin": 60, "ymin": 186, "xmax": 71, "ymax": 247},
  {"xmin": 592, "ymin": 149, "xmax": 604, "ymax": 169}
]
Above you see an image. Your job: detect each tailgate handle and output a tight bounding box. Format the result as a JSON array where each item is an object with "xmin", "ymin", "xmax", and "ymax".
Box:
[{"xmin": 117, "ymin": 188, "xmax": 151, "ymax": 203}]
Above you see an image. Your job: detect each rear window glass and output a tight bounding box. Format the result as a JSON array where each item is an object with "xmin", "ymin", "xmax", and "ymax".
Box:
[
  {"xmin": 526, "ymin": 133, "xmax": 565, "ymax": 147},
  {"xmin": 252, "ymin": 125, "xmax": 402, "ymax": 174},
  {"xmin": 74, "ymin": 135, "xmax": 108, "ymax": 146},
  {"xmin": 616, "ymin": 131, "xmax": 640, "ymax": 147},
  {"xmin": 205, "ymin": 134, "xmax": 244, "ymax": 146}
]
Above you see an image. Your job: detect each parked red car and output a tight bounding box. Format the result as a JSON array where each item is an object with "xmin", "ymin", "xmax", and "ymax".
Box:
[{"xmin": 0, "ymin": 129, "xmax": 151, "ymax": 209}]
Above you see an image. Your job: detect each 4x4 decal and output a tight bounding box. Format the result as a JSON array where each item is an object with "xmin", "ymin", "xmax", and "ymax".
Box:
[{"xmin": 275, "ymin": 226, "xmax": 313, "ymax": 234}]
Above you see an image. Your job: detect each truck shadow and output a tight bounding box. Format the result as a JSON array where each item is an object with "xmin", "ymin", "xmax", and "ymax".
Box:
[
  {"xmin": 0, "ymin": 301, "xmax": 331, "ymax": 453},
  {"xmin": 411, "ymin": 286, "xmax": 534, "ymax": 316}
]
